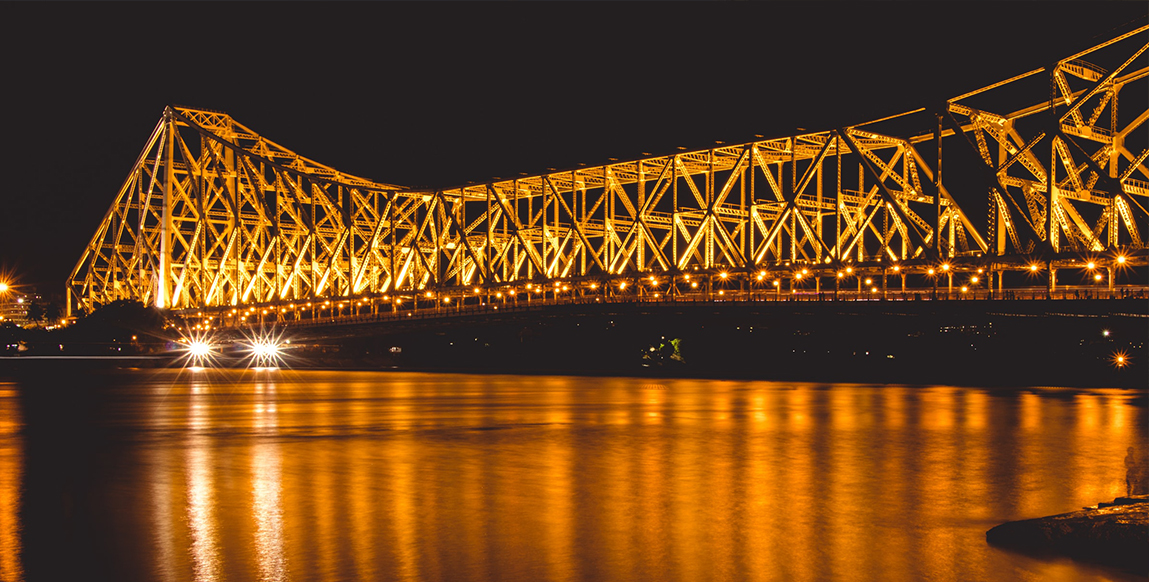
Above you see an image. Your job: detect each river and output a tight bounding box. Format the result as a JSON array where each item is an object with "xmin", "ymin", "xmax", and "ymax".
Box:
[{"xmin": 0, "ymin": 369, "xmax": 1144, "ymax": 581}]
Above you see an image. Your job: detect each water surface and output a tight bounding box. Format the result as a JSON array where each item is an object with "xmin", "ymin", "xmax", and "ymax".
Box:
[{"xmin": 0, "ymin": 369, "xmax": 1144, "ymax": 581}]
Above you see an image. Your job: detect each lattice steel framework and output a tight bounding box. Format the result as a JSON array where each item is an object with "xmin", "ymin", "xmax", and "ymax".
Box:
[{"xmin": 69, "ymin": 26, "xmax": 1149, "ymax": 314}]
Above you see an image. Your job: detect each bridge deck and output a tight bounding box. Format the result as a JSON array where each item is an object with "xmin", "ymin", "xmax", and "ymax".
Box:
[{"xmin": 184, "ymin": 284, "xmax": 1148, "ymax": 333}]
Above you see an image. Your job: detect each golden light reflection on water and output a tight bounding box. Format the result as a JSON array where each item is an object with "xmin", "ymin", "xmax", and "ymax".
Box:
[
  {"xmin": 37, "ymin": 370, "xmax": 1136, "ymax": 582},
  {"xmin": 0, "ymin": 385, "xmax": 23, "ymax": 582},
  {"xmin": 251, "ymin": 382, "xmax": 286, "ymax": 582},
  {"xmin": 186, "ymin": 393, "xmax": 220, "ymax": 582}
]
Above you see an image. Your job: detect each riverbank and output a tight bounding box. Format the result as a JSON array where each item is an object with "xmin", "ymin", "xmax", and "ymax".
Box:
[
  {"xmin": 4, "ymin": 299, "xmax": 1146, "ymax": 388},
  {"xmin": 287, "ymin": 299, "xmax": 1148, "ymax": 388},
  {"xmin": 986, "ymin": 496, "xmax": 1149, "ymax": 575}
]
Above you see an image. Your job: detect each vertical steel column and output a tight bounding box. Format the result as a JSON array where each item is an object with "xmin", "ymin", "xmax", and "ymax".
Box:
[
  {"xmin": 1048, "ymin": 65, "xmax": 1059, "ymax": 259},
  {"xmin": 158, "ymin": 110, "xmax": 175, "ymax": 309},
  {"xmin": 486, "ymin": 186, "xmax": 493, "ymax": 283},
  {"xmin": 672, "ymin": 156, "xmax": 679, "ymax": 267},
  {"xmin": 856, "ymin": 163, "xmax": 863, "ymax": 262},
  {"xmin": 544, "ymin": 180, "xmax": 550, "ymax": 277},
  {"xmin": 637, "ymin": 163, "xmax": 645, "ymax": 271},
  {"xmin": 935, "ymin": 108, "xmax": 943, "ymax": 259},
  {"xmin": 344, "ymin": 186, "xmax": 353, "ymax": 298},
  {"xmin": 389, "ymin": 193, "xmax": 396, "ymax": 291},
  {"xmin": 835, "ymin": 137, "xmax": 841, "ymax": 260},
  {"xmin": 196, "ymin": 155, "xmax": 206, "ymax": 306},
  {"xmin": 708, "ymin": 150, "xmax": 716, "ymax": 268},
  {"xmin": 749, "ymin": 147, "xmax": 756, "ymax": 266},
  {"xmin": 739, "ymin": 159, "xmax": 746, "ymax": 271},
  {"xmin": 790, "ymin": 143, "xmax": 797, "ymax": 263},
  {"xmin": 815, "ymin": 158, "xmax": 823, "ymax": 263}
]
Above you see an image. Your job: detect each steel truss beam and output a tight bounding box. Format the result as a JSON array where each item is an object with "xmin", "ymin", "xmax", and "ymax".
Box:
[{"xmin": 69, "ymin": 26, "xmax": 1149, "ymax": 315}]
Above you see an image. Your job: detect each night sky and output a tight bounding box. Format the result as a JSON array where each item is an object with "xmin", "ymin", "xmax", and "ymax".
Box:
[{"xmin": 1, "ymin": 2, "xmax": 1144, "ymax": 293}]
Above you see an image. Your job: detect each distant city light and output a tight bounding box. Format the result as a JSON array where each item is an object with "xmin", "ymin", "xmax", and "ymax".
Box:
[
  {"xmin": 1111, "ymin": 350, "xmax": 1130, "ymax": 368},
  {"xmin": 245, "ymin": 332, "xmax": 287, "ymax": 368},
  {"xmin": 251, "ymin": 341, "xmax": 279, "ymax": 358},
  {"xmin": 188, "ymin": 341, "xmax": 212, "ymax": 358}
]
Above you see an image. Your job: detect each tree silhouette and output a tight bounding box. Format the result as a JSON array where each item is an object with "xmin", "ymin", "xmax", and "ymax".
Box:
[
  {"xmin": 44, "ymin": 302, "xmax": 61, "ymax": 322},
  {"xmin": 26, "ymin": 302, "xmax": 44, "ymax": 322}
]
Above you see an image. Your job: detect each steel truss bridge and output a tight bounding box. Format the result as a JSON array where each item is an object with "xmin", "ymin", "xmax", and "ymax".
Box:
[{"xmin": 70, "ymin": 27, "xmax": 1149, "ymax": 325}]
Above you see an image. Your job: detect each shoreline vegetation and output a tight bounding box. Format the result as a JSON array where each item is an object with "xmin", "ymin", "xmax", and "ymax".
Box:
[
  {"xmin": 3, "ymin": 299, "xmax": 1148, "ymax": 388},
  {"xmin": 4, "ymin": 299, "xmax": 1146, "ymax": 388}
]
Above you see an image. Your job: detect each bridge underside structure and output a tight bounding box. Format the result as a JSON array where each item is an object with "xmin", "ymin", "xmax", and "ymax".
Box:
[{"xmin": 69, "ymin": 27, "xmax": 1149, "ymax": 318}]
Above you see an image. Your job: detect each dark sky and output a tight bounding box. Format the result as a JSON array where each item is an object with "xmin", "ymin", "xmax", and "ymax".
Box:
[{"xmin": 1, "ymin": 2, "xmax": 1144, "ymax": 293}]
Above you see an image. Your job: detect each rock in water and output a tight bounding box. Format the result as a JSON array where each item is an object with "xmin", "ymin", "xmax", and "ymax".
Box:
[{"xmin": 986, "ymin": 500, "xmax": 1148, "ymax": 574}]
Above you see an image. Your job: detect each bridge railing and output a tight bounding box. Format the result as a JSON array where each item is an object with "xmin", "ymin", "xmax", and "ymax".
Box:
[{"xmin": 199, "ymin": 284, "xmax": 1149, "ymax": 331}]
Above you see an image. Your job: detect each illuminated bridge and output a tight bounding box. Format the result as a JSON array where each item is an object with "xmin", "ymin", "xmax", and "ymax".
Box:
[{"xmin": 69, "ymin": 27, "xmax": 1149, "ymax": 331}]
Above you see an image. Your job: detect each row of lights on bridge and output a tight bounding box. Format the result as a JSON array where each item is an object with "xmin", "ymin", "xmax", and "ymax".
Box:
[{"xmin": 180, "ymin": 253, "xmax": 1132, "ymax": 319}]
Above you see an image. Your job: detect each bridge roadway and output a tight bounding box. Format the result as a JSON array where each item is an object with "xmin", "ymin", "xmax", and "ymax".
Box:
[{"xmin": 183, "ymin": 283, "xmax": 1149, "ymax": 335}]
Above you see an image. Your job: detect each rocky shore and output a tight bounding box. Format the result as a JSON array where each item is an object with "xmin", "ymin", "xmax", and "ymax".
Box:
[{"xmin": 986, "ymin": 496, "xmax": 1149, "ymax": 574}]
